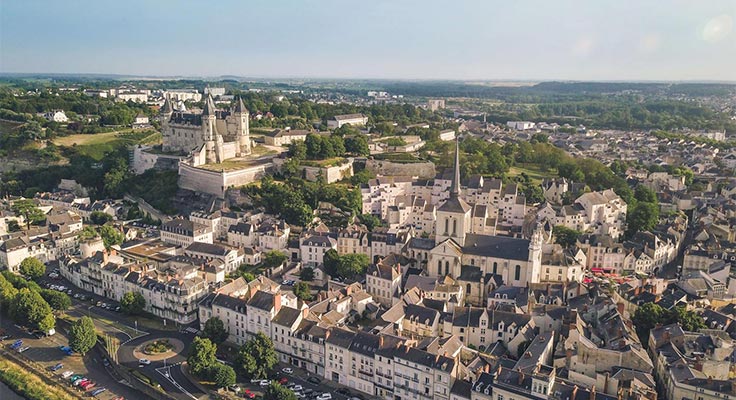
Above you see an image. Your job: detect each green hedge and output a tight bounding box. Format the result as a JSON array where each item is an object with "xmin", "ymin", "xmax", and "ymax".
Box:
[{"xmin": 0, "ymin": 358, "xmax": 77, "ymax": 400}]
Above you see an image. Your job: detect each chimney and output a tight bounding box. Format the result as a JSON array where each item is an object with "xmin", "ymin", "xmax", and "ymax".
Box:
[
  {"xmin": 484, "ymin": 364, "xmax": 490, "ymax": 373},
  {"xmin": 346, "ymin": 285, "xmax": 353, "ymax": 296},
  {"xmin": 604, "ymin": 372, "xmax": 610, "ymax": 394},
  {"xmin": 324, "ymin": 330, "xmax": 331, "ymax": 340},
  {"xmin": 110, "ymin": 248, "xmax": 117, "ymax": 256},
  {"xmin": 102, "ymin": 249, "xmax": 108, "ymax": 265},
  {"xmin": 379, "ymin": 336, "xmax": 384, "ymax": 347},
  {"xmin": 302, "ymin": 306, "xmax": 309, "ymax": 319},
  {"xmin": 435, "ymin": 354, "xmax": 441, "ymax": 363},
  {"xmin": 590, "ymin": 386, "xmax": 596, "ymax": 400},
  {"xmin": 566, "ymin": 349, "xmax": 573, "ymax": 365},
  {"xmin": 616, "ymin": 303, "xmax": 624, "ymax": 316},
  {"xmin": 518, "ymin": 371, "xmax": 525, "ymax": 385},
  {"xmin": 572, "ymin": 385, "xmax": 579, "ymax": 400}
]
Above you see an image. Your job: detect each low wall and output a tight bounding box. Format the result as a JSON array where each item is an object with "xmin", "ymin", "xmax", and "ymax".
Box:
[
  {"xmin": 273, "ymin": 157, "xmax": 354, "ymax": 183},
  {"xmin": 365, "ymin": 159, "xmax": 436, "ymax": 178},
  {"xmin": 131, "ymin": 146, "xmax": 185, "ymax": 175},
  {"xmin": 124, "ymin": 194, "xmax": 170, "ymax": 222},
  {"xmin": 179, "ymin": 162, "xmax": 273, "ymax": 198}
]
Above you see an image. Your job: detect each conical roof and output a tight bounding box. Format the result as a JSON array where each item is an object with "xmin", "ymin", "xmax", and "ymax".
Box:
[
  {"xmin": 202, "ymin": 94, "xmax": 216, "ymax": 116},
  {"xmin": 234, "ymin": 96, "xmax": 249, "ymax": 114}
]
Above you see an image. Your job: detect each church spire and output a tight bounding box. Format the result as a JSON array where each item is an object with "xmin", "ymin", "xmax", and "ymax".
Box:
[
  {"xmin": 161, "ymin": 97, "xmax": 173, "ymax": 114},
  {"xmin": 451, "ymin": 137, "xmax": 461, "ymax": 197},
  {"xmin": 234, "ymin": 96, "xmax": 248, "ymax": 114}
]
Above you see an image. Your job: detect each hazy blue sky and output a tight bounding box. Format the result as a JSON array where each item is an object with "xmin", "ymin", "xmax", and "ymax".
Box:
[{"xmin": 1, "ymin": 0, "xmax": 735, "ymax": 81}]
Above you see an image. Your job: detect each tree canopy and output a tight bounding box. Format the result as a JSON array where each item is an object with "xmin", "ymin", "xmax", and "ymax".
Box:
[
  {"xmin": 120, "ymin": 291, "xmax": 145, "ymax": 315},
  {"xmin": 69, "ymin": 316, "xmax": 97, "ymax": 355},
  {"xmin": 235, "ymin": 332, "xmax": 278, "ymax": 379},
  {"xmin": 10, "ymin": 288, "xmax": 54, "ymax": 331},
  {"xmin": 188, "ymin": 336, "xmax": 217, "ymax": 377},
  {"xmin": 19, "ymin": 257, "xmax": 45, "ymax": 280},
  {"xmin": 202, "ymin": 317, "xmax": 229, "ymax": 345},
  {"xmin": 293, "ymin": 282, "xmax": 312, "ymax": 301},
  {"xmin": 264, "ymin": 382, "xmax": 297, "ymax": 400}
]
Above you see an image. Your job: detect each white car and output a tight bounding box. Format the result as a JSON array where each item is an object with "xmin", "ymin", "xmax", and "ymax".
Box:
[
  {"xmin": 138, "ymin": 358, "xmax": 151, "ymax": 365},
  {"xmin": 282, "ymin": 367, "xmax": 293, "ymax": 374},
  {"xmin": 316, "ymin": 394, "xmax": 332, "ymax": 400},
  {"xmin": 61, "ymin": 371, "xmax": 74, "ymax": 379},
  {"xmin": 290, "ymin": 385, "xmax": 303, "ymax": 392},
  {"xmin": 17, "ymin": 346, "xmax": 30, "ymax": 353},
  {"xmin": 259, "ymin": 379, "xmax": 271, "ymax": 387}
]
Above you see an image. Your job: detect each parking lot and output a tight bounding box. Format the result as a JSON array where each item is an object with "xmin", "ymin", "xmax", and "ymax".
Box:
[{"xmin": 0, "ymin": 321, "xmax": 143, "ymax": 400}]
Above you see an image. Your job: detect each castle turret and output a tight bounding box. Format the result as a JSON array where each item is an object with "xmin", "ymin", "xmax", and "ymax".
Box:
[
  {"xmin": 528, "ymin": 226, "xmax": 544, "ymax": 284},
  {"xmin": 233, "ymin": 96, "xmax": 251, "ymax": 155},
  {"xmin": 203, "ymin": 94, "xmax": 218, "ymax": 163},
  {"xmin": 160, "ymin": 98, "xmax": 174, "ymax": 151}
]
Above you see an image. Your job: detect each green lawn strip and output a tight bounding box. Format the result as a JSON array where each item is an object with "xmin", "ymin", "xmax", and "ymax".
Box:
[{"xmin": 0, "ymin": 358, "xmax": 78, "ymax": 400}]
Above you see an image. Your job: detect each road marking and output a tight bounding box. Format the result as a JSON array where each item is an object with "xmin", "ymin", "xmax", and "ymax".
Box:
[{"xmin": 156, "ymin": 365, "xmax": 197, "ymax": 400}]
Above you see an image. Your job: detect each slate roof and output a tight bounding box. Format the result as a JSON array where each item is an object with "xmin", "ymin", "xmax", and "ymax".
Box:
[
  {"xmin": 247, "ymin": 290, "xmax": 276, "ymax": 311},
  {"xmin": 463, "ymin": 234, "xmax": 530, "ymax": 261}
]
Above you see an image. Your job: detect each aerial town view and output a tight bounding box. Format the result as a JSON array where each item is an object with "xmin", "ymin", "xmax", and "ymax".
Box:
[{"xmin": 0, "ymin": 1, "xmax": 735, "ymax": 400}]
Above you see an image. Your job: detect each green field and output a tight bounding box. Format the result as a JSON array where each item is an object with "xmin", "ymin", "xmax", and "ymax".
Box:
[
  {"xmin": 54, "ymin": 130, "xmax": 161, "ymax": 160},
  {"xmin": 508, "ymin": 164, "xmax": 557, "ymax": 184}
]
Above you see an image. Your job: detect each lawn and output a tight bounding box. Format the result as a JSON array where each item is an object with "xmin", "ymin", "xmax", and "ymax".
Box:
[
  {"xmin": 54, "ymin": 130, "xmax": 161, "ymax": 161},
  {"xmin": 508, "ymin": 164, "xmax": 557, "ymax": 184},
  {"xmin": 300, "ymin": 157, "xmax": 347, "ymax": 167}
]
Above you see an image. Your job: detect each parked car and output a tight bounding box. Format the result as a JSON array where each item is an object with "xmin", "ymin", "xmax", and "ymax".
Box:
[
  {"xmin": 278, "ymin": 377, "xmax": 288, "ymax": 385},
  {"xmin": 61, "ymin": 370, "xmax": 75, "ymax": 379},
  {"xmin": 228, "ymin": 385, "xmax": 241, "ymax": 393},
  {"xmin": 244, "ymin": 389, "xmax": 256, "ymax": 399},
  {"xmin": 335, "ymin": 388, "xmax": 350, "ymax": 395},
  {"xmin": 81, "ymin": 381, "xmax": 96, "ymax": 390},
  {"xmin": 70, "ymin": 375, "xmax": 85, "ymax": 383},
  {"xmin": 17, "ymin": 346, "xmax": 30, "ymax": 353},
  {"xmin": 138, "ymin": 358, "xmax": 151, "ymax": 365},
  {"xmin": 74, "ymin": 378, "xmax": 89, "ymax": 387},
  {"xmin": 290, "ymin": 385, "xmax": 303, "ymax": 392},
  {"xmin": 59, "ymin": 346, "xmax": 74, "ymax": 355},
  {"xmin": 259, "ymin": 379, "xmax": 271, "ymax": 387},
  {"xmin": 316, "ymin": 394, "xmax": 332, "ymax": 400},
  {"xmin": 307, "ymin": 376, "xmax": 321, "ymax": 385},
  {"xmin": 282, "ymin": 367, "xmax": 293, "ymax": 374},
  {"xmin": 90, "ymin": 388, "xmax": 107, "ymax": 396},
  {"xmin": 50, "ymin": 363, "xmax": 63, "ymax": 371}
]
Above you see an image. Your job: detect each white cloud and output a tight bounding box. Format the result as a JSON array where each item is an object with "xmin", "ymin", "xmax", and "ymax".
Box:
[
  {"xmin": 638, "ymin": 33, "xmax": 661, "ymax": 53},
  {"xmin": 571, "ymin": 36, "xmax": 595, "ymax": 56}
]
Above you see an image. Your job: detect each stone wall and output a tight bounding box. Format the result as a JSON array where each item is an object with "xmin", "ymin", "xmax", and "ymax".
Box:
[
  {"xmin": 131, "ymin": 145, "xmax": 185, "ymax": 175},
  {"xmin": 365, "ymin": 159, "xmax": 436, "ymax": 178},
  {"xmin": 178, "ymin": 162, "xmax": 273, "ymax": 198}
]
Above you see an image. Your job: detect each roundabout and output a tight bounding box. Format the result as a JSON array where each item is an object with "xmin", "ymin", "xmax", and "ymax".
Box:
[{"xmin": 132, "ymin": 337, "xmax": 186, "ymax": 362}]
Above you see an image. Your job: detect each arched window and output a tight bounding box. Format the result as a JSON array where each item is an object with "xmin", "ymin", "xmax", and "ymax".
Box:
[
  {"xmin": 437, "ymin": 260, "xmax": 442, "ymax": 275},
  {"xmin": 452, "ymin": 219, "xmax": 457, "ymax": 235},
  {"xmin": 466, "ymin": 283, "xmax": 472, "ymax": 294},
  {"xmin": 515, "ymin": 265, "xmax": 521, "ymax": 281},
  {"xmin": 445, "ymin": 261, "xmax": 450, "ymax": 276},
  {"xmin": 444, "ymin": 218, "xmax": 449, "ymax": 235},
  {"xmin": 493, "ymin": 262, "xmax": 498, "ymax": 274}
]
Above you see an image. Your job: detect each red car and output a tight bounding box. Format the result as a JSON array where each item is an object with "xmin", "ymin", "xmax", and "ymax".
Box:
[
  {"xmin": 80, "ymin": 381, "xmax": 95, "ymax": 390},
  {"xmin": 244, "ymin": 389, "xmax": 256, "ymax": 399},
  {"xmin": 278, "ymin": 377, "xmax": 288, "ymax": 385}
]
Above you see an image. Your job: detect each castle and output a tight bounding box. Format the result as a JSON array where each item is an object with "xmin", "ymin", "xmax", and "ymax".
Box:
[{"xmin": 160, "ymin": 94, "xmax": 251, "ymax": 165}]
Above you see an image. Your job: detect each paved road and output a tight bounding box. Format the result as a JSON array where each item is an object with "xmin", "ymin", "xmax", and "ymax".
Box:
[
  {"xmin": 40, "ymin": 263, "xmax": 206, "ymax": 400},
  {"xmin": 0, "ymin": 318, "xmax": 146, "ymax": 400},
  {"xmin": 0, "ymin": 381, "xmax": 25, "ymax": 400}
]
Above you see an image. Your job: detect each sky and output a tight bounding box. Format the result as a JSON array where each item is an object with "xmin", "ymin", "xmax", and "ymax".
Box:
[{"xmin": 1, "ymin": 0, "xmax": 735, "ymax": 81}]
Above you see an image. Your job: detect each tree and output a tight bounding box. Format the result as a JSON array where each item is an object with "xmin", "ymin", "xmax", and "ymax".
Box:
[
  {"xmin": 287, "ymin": 140, "xmax": 307, "ymax": 160},
  {"xmin": 10, "ymin": 288, "xmax": 53, "ymax": 331},
  {"xmin": 99, "ymin": 225, "xmax": 124, "ymax": 248},
  {"xmin": 69, "ymin": 316, "xmax": 97, "ymax": 355},
  {"xmin": 344, "ymin": 135, "xmax": 369, "ymax": 156},
  {"xmin": 264, "ymin": 382, "xmax": 297, "ymax": 400},
  {"xmin": 38, "ymin": 313, "xmax": 56, "ymax": 333},
  {"xmin": 235, "ymin": 332, "xmax": 278, "ymax": 379},
  {"xmin": 120, "ymin": 291, "xmax": 145, "ymax": 315},
  {"xmin": 667, "ymin": 306, "xmax": 706, "ymax": 332},
  {"xmin": 293, "ymin": 282, "xmax": 312, "ymax": 301},
  {"xmin": 11, "ymin": 199, "xmax": 45, "ymax": 229},
  {"xmin": 337, "ymin": 253, "xmax": 370, "ymax": 279},
  {"xmin": 261, "ymin": 250, "xmax": 287, "ymax": 269},
  {"xmin": 323, "ymin": 249, "xmax": 341, "ymax": 277},
  {"xmin": 40, "ymin": 289, "xmax": 71, "ymax": 311},
  {"xmin": 19, "ymin": 257, "xmax": 45, "ymax": 280},
  {"xmin": 357, "ymin": 213, "xmax": 382, "ymax": 231},
  {"xmin": 632, "ymin": 302, "xmax": 666, "ymax": 347},
  {"xmin": 188, "ymin": 337, "xmax": 217, "ymax": 377},
  {"xmin": 202, "ymin": 317, "xmax": 229, "ymax": 345},
  {"xmin": 553, "ymin": 226, "xmax": 582, "ymax": 248},
  {"xmin": 89, "ymin": 211, "xmax": 113, "ymax": 225},
  {"xmin": 299, "ymin": 267, "xmax": 315, "ymax": 282},
  {"xmin": 210, "ymin": 363, "xmax": 236, "ymax": 388},
  {"xmin": 627, "ymin": 202, "xmax": 660, "ymax": 236},
  {"xmin": 634, "ymin": 185, "xmax": 658, "ymax": 204}
]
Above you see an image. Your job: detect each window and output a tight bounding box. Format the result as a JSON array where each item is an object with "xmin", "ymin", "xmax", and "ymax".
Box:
[
  {"xmin": 452, "ymin": 219, "xmax": 457, "ymax": 235},
  {"xmin": 493, "ymin": 262, "xmax": 498, "ymax": 274},
  {"xmin": 444, "ymin": 219, "xmax": 449, "ymax": 234},
  {"xmin": 515, "ymin": 265, "xmax": 521, "ymax": 280}
]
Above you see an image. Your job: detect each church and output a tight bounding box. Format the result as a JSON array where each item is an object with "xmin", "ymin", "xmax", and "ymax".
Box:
[
  {"xmin": 160, "ymin": 94, "xmax": 251, "ymax": 165},
  {"xmin": 426, "ymin": 139, "xmax": 544, "ymax": 287}
]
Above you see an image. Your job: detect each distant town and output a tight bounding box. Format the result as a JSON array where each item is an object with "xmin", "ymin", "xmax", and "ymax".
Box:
[{"xmin": 1, "ymin": 78, "xmax": 736, "ymax": 400}]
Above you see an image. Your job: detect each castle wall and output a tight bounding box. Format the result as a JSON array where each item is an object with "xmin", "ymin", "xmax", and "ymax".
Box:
[
  {"xmin": 178, "ymin": 162, "xmax": 273, "ymax": 198},
  {"xmin": 365, "ymin": 159, "xmax": 436, "ymax": 178},
  {"xmin": 131, "ymin": 146, "xmax": 186, "ymax": 174},
  {"xmin": 163, "ymin": 124, "xmax": 204, "ymax": 152},
  {"xmin": 222, "ymin": 142, "xmax": 238, "ymax": 160}
]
